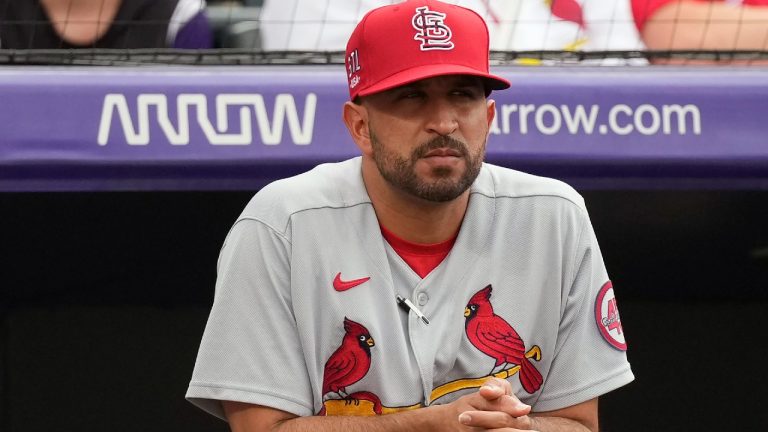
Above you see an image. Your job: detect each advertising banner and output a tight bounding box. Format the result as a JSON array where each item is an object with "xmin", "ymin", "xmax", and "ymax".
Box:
[{"xmin": 1, "ymin": 66, "xmax": 766, "ymax": 190}]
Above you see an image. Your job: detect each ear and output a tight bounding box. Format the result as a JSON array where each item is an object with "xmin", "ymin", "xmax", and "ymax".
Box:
[
  {"xmin": 486, "ymin": 99, "xmax": 496, "ymax": 129},
  {"xmin": 342, "ymin": 101, "xmax": 373, "ymax": 156}
]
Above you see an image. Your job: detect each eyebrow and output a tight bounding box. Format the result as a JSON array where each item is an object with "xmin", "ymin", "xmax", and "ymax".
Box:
[
  {"xmin": 452, "ymin": 76, "xmax": 484, "ymax": 87},
  {"xmin": 399, "ymin": 76, "xmax": 483, "ymax": 91}
]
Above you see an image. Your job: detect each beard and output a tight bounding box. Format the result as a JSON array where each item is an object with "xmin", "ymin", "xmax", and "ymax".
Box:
[{"xmin": 370, "ymin": 131, "xmax": 484, "ymax": 202}]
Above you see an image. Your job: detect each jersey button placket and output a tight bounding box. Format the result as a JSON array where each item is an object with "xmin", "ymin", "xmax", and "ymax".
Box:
[
  {"xmin": 406, "ymin": 293, "xmax": 434, "ymax": 406},
  {"xmin": 417, "ymin": 292, "xmax": 429, "ymax": 306}
]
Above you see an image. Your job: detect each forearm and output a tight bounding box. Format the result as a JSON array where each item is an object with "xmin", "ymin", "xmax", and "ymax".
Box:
[
  {"xmin": 226, "ymin": 402, "xmax": 455, "ymax": 432},
  {"xmin": 272, "ymin": 406, "xmax": 449, "ymax": 432},
  {"xmin": 269, "ymin": 410, "xmax": 594, "ymax": 432},
  {"xmin": 530, "ymin": 415, "xmax": 595, "ymax": 432},
  {"xmin": 523, "ymin": 398, "xmax": 598, "ymax": 432},
  {"xmin": 643, "ymin": 2, "xmax": 768, "ymax": 51},
  {"xmin": 226, "ymin": 384, "xmax": 597, "ymax": 432}
]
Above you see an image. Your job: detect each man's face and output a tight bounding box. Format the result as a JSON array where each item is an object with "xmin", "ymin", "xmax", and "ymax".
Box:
[{"xmin": 361, "ymin": 75, "xmax": 494, "ymax": 202}]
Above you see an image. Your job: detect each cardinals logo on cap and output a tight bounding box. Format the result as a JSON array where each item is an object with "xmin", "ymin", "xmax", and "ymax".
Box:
[{"xmin": 412, "ymin": 6, "xmax": 454, "ymax": 51}]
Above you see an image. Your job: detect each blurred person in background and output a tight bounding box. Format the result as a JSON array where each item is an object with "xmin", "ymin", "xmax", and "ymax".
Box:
[
  {"xmin": 258, "ymin": 0, "xmax": 645, "ymax": 55},
  {"xmin": 0, "ymin": 0, "xmax": 212, "ymax": 48},
  {"xmin": 633, "ymin": 0, "xmax": 768, "ymax": 56}
]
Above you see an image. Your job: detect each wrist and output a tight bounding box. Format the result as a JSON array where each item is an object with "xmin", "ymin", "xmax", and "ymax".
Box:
[
  {"xmin": 425, "ymin": 403, "xmax": 458, "ymax": 431},
  {"xmin": 528, "ymin": 415, "xmax": 540, "ymax": 431}
]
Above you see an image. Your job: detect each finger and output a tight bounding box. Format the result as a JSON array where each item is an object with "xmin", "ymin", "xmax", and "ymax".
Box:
[
  {"xmin": 479, "ymin": 384, "xmax": 505, "ymax": 400},
  {"xmin": 478, "ymin": 394, "xmax": 531, "ymax": 418},
  {"xmin": 486, "ymin": 415, "xmax": 537, "ymax": 432},
  {"xmin": 485, "ymin": 429, "xmax": 534, "ymax": 432},
  {"xmin": 487, "ymin": 377, "xmax": 513, "ymax": 395},
  {"xmin": 478, "ymin": 377, "xmax": 513, "ymax": 400},
  {"xmin": 458, "ymin": 410, "xmax": 536, "ymax": 430},
  {"xmin": 486, "ymin": 429, "xmax": 536, "ymax": 432},
  {"xmin": 458, "ymin": 410, "xmax": 516, "ymax": 429}
]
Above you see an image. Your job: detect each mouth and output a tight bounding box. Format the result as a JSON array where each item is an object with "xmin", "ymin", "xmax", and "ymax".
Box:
[{"xmin": 423, "ymin": 147, "xmax": 463, "ymax": 158}]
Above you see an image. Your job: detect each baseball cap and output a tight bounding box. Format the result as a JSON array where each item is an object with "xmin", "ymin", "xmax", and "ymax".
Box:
[{"xmin": 345, "ymin": 0, "xmax": 510, "ymax": 100}]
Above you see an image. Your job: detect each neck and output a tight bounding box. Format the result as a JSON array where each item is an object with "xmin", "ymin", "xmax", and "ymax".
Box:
[{"xmin": 361, "ymin": 157, "xmax": 470, "ymax": 244}]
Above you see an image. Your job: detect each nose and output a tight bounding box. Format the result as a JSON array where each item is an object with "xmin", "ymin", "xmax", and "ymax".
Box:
[{"xmin": 425, "ymin": 98, "xmax": 458, "ymax": 137}]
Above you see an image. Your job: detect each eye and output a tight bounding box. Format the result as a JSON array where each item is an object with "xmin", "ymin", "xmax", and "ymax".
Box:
[
  {"xmin": 470, "ymin": 304, "xmax": 477, "ymax": 311},
  {"xmin": 359, "ymin": 335, "xmax": 367, "ymax": 341},
  {"xmin": 452, "ymin": 88, "xmax": 481, "ymax": 99},
  {"xmin": 401, "ymin": 91, "xmax": 424, "ymax": 100},
  {"xmin": 391, "ymin": 86, "xmax": 425, "ymax": 100}
]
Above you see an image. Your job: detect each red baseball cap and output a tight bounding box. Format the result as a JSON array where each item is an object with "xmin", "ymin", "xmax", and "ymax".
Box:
[{"xmin": 345, "ymin": 0, "xmax": 511, "ymax": 100}]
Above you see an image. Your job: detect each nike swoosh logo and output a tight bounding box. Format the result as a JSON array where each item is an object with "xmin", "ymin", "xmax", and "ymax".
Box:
[{"xmin": 333, "ymin": 272, "xmax": 371, "ymax": 292}]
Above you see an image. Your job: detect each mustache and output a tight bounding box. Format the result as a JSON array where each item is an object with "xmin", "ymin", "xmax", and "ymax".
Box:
[{"xmin": 412, "ymin": 135, "xmax": 469, "ymax": 159}]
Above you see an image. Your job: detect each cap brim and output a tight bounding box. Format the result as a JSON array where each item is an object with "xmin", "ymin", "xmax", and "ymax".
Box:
[{"xmin": 356, "ymin": 63, "xmax": 510, "ymax": 98}]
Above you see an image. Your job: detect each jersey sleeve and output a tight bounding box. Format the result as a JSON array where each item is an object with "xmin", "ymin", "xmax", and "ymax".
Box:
[
  {"xmin": 186, "ymin": 218, "xmax": 315, "ymax": 420},
  {"xmin": 534, "ymin": 210, "xmax": 634, "ymax": 411},
  {"xmin": 631, "ymin": 0, "xmax": 676, "ymax": 32}
]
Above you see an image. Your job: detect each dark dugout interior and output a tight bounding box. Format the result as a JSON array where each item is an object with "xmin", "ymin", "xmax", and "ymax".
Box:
[{"xmin": 1, "ymin": 190, "xmax": 767, "ymax": 431}]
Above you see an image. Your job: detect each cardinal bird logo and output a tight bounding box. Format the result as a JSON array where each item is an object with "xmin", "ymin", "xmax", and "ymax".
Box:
[
  {"xmin": 464, "ymin": 285, "xmax": 544, "ymax": 394},
  {"xmin": 546, "ymin": 0, "xmax": 585, "ymax": 27},
  {"xmin": 321, "ymin": 317, "xmax": 375, "ymax": 399}
]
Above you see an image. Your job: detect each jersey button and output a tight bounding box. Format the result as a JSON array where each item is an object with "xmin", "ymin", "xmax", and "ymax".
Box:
[{"xmin": 417, "ymin": 292, "xmax": 429, "ymax": 306}]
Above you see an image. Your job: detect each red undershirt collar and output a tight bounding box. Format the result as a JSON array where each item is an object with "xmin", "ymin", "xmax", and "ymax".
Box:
[{"xmin": 380, "ymin": 225, "xmax": 459, "ymax": 278}]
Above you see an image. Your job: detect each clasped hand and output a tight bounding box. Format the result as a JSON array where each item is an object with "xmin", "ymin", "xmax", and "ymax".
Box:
[{"xmin": 447, "ymin": 377, "xmax": 537, "ymax": 431}]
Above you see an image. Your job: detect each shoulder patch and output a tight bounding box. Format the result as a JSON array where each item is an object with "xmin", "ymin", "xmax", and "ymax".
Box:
[{"xmin": 594, "ymin": 281, "xmax": 627, "ymax": 351}]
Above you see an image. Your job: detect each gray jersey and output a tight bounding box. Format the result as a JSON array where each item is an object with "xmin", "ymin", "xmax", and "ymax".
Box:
[{"xmin": 186, "ymin": 157, "xmax": 633, "ymax": 419}]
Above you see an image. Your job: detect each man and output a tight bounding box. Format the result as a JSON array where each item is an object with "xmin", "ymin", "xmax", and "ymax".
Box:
[
  {"xmin": 187, "ymin": 1, "xmax": 633, "ymax": 430},
  {"xmin": 0, "ymin": 0, "xmax": 211, "ymax": 49}
]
